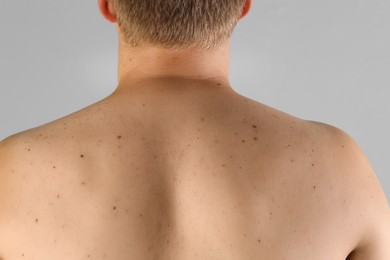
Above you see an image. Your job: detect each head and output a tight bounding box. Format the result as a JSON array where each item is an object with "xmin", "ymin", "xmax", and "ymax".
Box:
[{"xmin": 98, "ymin": 0, "xmax": 252, "ymax": 53}]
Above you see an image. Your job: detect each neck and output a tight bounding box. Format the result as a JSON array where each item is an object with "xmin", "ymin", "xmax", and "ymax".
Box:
[{"xmin": 114, "ymin": 40, "xmax": 232, "ymax": 92}]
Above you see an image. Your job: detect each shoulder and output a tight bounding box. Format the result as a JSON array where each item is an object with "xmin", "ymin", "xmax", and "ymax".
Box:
[{"xmin": 305, "ymin": 120, "xmax": 390, "ymax": 259}]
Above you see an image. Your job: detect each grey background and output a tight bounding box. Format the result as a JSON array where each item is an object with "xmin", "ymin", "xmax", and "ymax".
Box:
[{"xmin": 0, "ymin": 1, "xmax": 389, "ymax": 201}]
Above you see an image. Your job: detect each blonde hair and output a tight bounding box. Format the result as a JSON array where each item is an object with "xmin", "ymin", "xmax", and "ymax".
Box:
[{"xmin": 108, "ymin": 0, "xmax": 247, "ymax": 52}]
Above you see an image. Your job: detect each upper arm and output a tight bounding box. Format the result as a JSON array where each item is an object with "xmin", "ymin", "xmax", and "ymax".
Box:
[
  {"xmin": 309, "ymin": 121, "xmax": 390, "ymax": 260},
  {"xmin": 346, "ymin": 209, "xmax": 390, "ymax": 260}
]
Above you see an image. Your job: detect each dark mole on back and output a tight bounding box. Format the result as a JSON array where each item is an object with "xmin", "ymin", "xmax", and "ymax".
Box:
[
  {"xmin": 117, "ymin": 136, "xmax": 122, "ymax": 139},
  {"xmin": 80, "ymin": 154, "xmax": 84, "ymax": 158}
]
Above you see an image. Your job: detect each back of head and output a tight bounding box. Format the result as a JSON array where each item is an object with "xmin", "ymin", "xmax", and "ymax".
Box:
[{"xmin": 109, "ymin": 0, "xmax": 247, "ymax": 52}]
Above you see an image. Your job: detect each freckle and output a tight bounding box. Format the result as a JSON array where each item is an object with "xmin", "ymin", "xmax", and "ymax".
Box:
[
  {"xmin": 312, "ymin": 163, "xmax": 315, "ymax": 166},
  {"xmin": 81, "ymin": 182, "xmax": 86, "ymax": 185},
  {"xmin": 242, "ymin": 139, "xmax": 245, "ymax": 143},
  {"xmin": 35, "ymin": 218, "xmax": 39, "ymax": 223},
  {"xmin": 28, "ymin": 148, "xmax": 31, "ymax": 151},
  {"xmin": 254, "ymin": 137, "xmax": 258, "ymax": 141},
  {"xmin": 222, "ymin": 164, "xmax": 226, "ymax": 167},
  {"xmin": 313, "ymin": 185, "xmax": 316, "ymax": 189},
  {"xmin": 117, "ymin": 135, "xmax": 122, "ymax": 139},
  {"xmin": 342, "ymin": 145, "xmax": 344, "ymax": 148},
  {"xmin": 217, "ymin": 83, "xmax": 221, "ymax": 86},
  {"xmin": 234, "ymin": 132, "xmax": 238, "ymax": 135},
  {"xmin": 244, "ymin": 234, "xmax": 247, "ymax": 237},
  {"xmin": 113, "ymin": 206, "xmax": 117, "ymax": 210},
  {"xmin": 80, "ymin": 154, "xmax": 84, "ymax": 158},
  {"xmin": 239, "ymin": 166, "xmax": 242, "ymax": 169},
  {"xmin": 201, "ymin": 118, "xmax": 204, "ymax": 122},
  {"xmin": 53, "ymin": 166, "xmax": 56, "ymax": 169},
  {"xmin": 139, "ymin": 214, "xmax": 143, "ymax": 217},
  {"xmin": 57, "ymin": 194, "xmax": 60, "ymax": 198},
  {"xmin": 252, "ymin": 125, "xmax": 257, "ymax": 128},
  {"xmin": 290, "ymin": 159, "xmax": 295, "ymax": 163},
  {"xmin": 258, "ymin": 239, "xmax": 261, "ymax": 243},
  {"xmin": 312, "ymin": 149, "xmax": 315, "ymax": 152},
  {"xmin": 167, "ymin": 240, "xmax": 170, "ymax": 244}
]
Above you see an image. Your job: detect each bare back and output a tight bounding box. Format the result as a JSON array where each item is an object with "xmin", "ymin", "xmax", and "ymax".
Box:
[{"xmin": 0, "ymin": 81, "xmax": 362, "ymax": 259}]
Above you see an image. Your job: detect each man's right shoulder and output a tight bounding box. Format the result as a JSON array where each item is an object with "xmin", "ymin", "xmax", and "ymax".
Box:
[{"xmin": 304, "ymin": 120, "xmax": 390, "ymax": 260}]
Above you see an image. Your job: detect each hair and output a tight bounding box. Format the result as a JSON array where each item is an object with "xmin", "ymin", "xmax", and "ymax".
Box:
[{"xmin": 108, "ymin": 0, "xmax": 247, "ymax": 52}]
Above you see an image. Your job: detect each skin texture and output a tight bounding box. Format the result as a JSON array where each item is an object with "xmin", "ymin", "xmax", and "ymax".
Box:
[{"xmin": 0, "ymin": 0, "xmax": 389, "ymax": 259}]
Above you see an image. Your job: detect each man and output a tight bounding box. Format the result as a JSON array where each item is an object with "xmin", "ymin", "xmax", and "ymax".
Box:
[{"xmin": 0, "ymin": 0, "xmax": 388, "ymax": 259}]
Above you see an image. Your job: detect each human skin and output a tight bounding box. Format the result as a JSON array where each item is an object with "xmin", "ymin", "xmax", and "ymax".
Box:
[{"xmin": 0, "ymin": 0, "xmax": 388, "ymax": 259}]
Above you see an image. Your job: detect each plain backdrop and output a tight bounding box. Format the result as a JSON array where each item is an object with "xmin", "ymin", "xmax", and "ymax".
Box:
[{"xmin": 0, "ymin": 0, "xmax": 389, "ymax": 201}]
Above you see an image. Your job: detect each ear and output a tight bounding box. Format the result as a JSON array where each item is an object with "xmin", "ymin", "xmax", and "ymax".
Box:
[
  {"xmin": 240, "ymin": 0, "xmax": 252, "ymax": 19},
  {"xmin": 98, "ymin": 0, "xmax": 117, "ymax": 23}
]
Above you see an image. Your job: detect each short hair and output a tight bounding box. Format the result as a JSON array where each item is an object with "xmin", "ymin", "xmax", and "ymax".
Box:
[{"xmin": 108, "ymin": 0, "xmax": 247, "ymax": 52}]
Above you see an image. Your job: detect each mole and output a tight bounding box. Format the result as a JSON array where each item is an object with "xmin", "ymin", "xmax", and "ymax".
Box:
[
  {"xmin": 35, "ymin": 218, "xmax": 39, "ymax": 223},
  {"xmin": 313, "ymin": 186, "xmax": 316, "ymax": 189},
  {"xmin": 80, "ymin": 154, "xmax": 84, "ymax": 158},
  {"xmin": 117, "ymin": 136, "xmax": 122, "ymax": 139},
  {"xmin": 254, "ymin": 137, "xmax": 258, "ymax": 141},
  {"xmin": 252, "ymin": 125, "xmax": 257, "ymax": 128},
  {"xmin": 242, "ymin": 139, "xmax": 246, "ymax": 143}
]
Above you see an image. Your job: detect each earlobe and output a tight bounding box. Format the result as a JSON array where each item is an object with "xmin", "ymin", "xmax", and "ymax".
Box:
[
  {"xmin": 240, "ymin": 0, "xmax": 252, "ymax": 19},
  {"xmin": 98, "ymin": 0, "xmax": 117, "ymax": 23}
]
